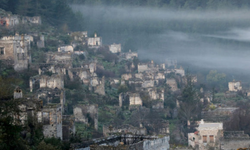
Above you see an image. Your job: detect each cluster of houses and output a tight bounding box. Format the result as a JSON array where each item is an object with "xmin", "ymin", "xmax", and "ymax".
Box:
[{"xmin": 2, "ymin": 9, "xmax": 250, "ymax": 150}]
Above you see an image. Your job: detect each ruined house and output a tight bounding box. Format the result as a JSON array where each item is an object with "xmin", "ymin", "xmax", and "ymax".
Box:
[
  {"xmin": 71, "ymin": 31, "xmax": 88, "ymax": 42},
  {"xmin": 22, "ymin": 16, "xmax": 42, "ymax": 24},
  {"xmin": 89, "ymin": 76, "xmax": 105, "ymax": 95},
  {"xmin": 228, "ymin": 81, "xmax": 242, "ymax": 92},
  {"xmin": 174, "ymin": 67, "xmax": 185, "ymax": 77},
  {"xmin": 109, "ymin": 43, "xmax": 121, "ymax": 53},
  {"xmin": 166, "ymin": 78, "xmax": 178, "ymax": 92},
  {"xmin": 58, "ymin": 45, "xmax": 74, "ymax": 53},
  {"xmin": 129, "ymin": 93, "xmax": 143, "ymax": 106},
  {"xmin": 38, "ymin": 64, "xmax": 67, "ymax": 76},
  {"xmin": 138, "ymin": 61, "xmax": 159, "ymax": 73},
  {"xmin": 36, "ymin": 88, "xmax": 65, "ymax": 111},
  {"xmin": 121, "ymin": 73, "xmax": 133, "ymax": 80},
  {"xmin": 188, "ymin": 119, "xmax": 223, "ymax": 150},
  {"xmin": 42, "ymin": 104, "xmax": 63, "ymax": 139},
  {"xmin": 0, "ymin": 35, "xmax": 32, "ymax": 71},
  {"xmin": 142, "ymin": 80, "xmax": 155, "ymax": 88},
  {"xmin": 29, "ymin": 74, "xmax": 64, "ymax": 92},
  {"xmin": 62, "ymin": 115, "xmax": 75, "ymax": 140},
  {"xmin": 13, "ymin": 88, "xmax": 43, "ymax": 125},
  {"xmin": 46, "ymin": 52, "xmax": 73, "ymax": 66},
  {"xmin": 87, "ymin": 33, "xmax": 102, "ymax": 48},
  {"xmin": 146, "ymin": 88, "xmax": 164, "ymax": 101},
  {"xmin": 73, "ymin": 104, "xmax": 98, "ymax": 130},
  {"xmin": 121, "ymin": 49, "xmax": 138, "ymax": 60},
  {"xmin": 0, "ymin": 14, "xmax": 19, "ymax": 27},
  {"xmin": 119, "ymin": 92, "xmax": 142, "ymax": 108}
]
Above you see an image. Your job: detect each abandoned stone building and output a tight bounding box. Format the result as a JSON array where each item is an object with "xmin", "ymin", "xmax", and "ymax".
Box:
[
  {"xmin": 73, "ymin": 104, "xmax": 98, "ymax": 130},
  {"xmin": 13, "ymin": 88, "xmax": 43, "ymax": 125},
  {"xmin": 146, "ymin": 88, "xmax": 164, "ymax": 101},
  {"xmin": 166, "ymin": 78, "xmax": 178, "ymax": 92},
  {"xmin": 188, "ymin": 119, "xmax": 223, "ymax": 150},
  {"xmin": 46, "ymin": 52, "xmax": 73, "ymax": 66},
  {"xmin": 109, "ymin": 43, "xmax": 121, "ymax": 53},
  {"xmin": 119, "ymin": 92, "xmax": 142, "ymax": 108},
  {"xmin": 87, "ymin": 33, "xmax": 102, "ymax": 48},
  {"xmin": 129, "ymin": 93, "xmax": 143, "ymax": 106},
  {"xmin": 71, "ymin": 31, "xmax": 88, "ymax": 42},
  {"xmin": 120, "ymin": 49, "xmax": 138, "ymax": 60},
  {"xmin": 36, "ymin": 88, "xmax": 65, "ymax": 111},
  {"xmin": 174, "ymin": 67, "xmax": 185, "ymax": 77},
  {"xmin": 22, "ymin": 16, "xmax": 42, "ymax": 24},
  {"xmin": 42, "ymin": 103, "xmax": 63, "ymax": 139},
  {"xmin": 30, "ymin": 74, "xmax": 64, "ymax": 92},
  {"xmin": 0, "ymin": 15, "xmax": 19, "ymax": 27},
  {"xmin": 228, "ymin": 80, "xmax": 242, "ymax": 92},
  {"xmin": 58, "ymin": 45, "xmax": 74, "ymax": 53},
  {"xmin": 62, "ymin": 115, "xmax": 76, "ymax": 140},
  {"xmin": 0, "ymin": 35, "xmax": 32, "ymax": 71},
  {"xmin": 89, "ymin": 76, "xmax": 105, "ymax": 95},
  {"xmin": 38, "ymin": 64, "xmax": 67, "ymax": 76}
]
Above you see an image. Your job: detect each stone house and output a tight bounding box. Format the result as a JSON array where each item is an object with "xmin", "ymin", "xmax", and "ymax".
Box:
[
  {"xmin": 22, "ymin": 16, "xmax": 42, "ymax": 24},
  {"xmin": 42, "ymin": 104, "xmax": 63, "ymax": 139},
  {"xmin": 188, "ymin": 119, "xmax": 223, "ymax": 150},
  {"xmin": 71, "ymin": 31, "xmax": 88, "ymax": 43},
  {"xmin": 129, "ymin": 93, "xmax": 142, "ymax": 106},
  {"xmin": 121, "ymin": 73, "xmax": 133, "ymax": 80},
  {"xmin": 36, "ymin": 88, "xmax": 65, "ymax": 112},
  {"xmin": 68, "ymin": 68, "xmax": 90, "ymax": 84},
  {"xmin": 73, "ymin": 104, "xmax": 98, "ymax": 130},
  {"xmin": 46, "ymin": 52, "xmax": 73, "ymax": 65},
  {"xmin": 87, "ymin": 33, "xmax": 102, "ymax": 48},
  {"xmin": 38, "ymin": 64, "xmax": 67, "ymax": 76},
  {"xmin": 58, "ymin": 45, "xmax": 74, "ymax": 53},
  {"xmin": 29, "ymin": 74, "xmax": 64, "ymax": 92},
  {"xmin": 228, "ymin": 81, "xmax": 242, "ymax": 92},
  {"xmin": 0, "ymin": 15, "xmax": 19, "ymax": 27},
  {"xmin": 142, "ymin": 80, "xmax": 155, "ymax": 88},
  {"xmin": 89, "ymin": 76, "xmax": 105, "ymax": 95},
  {"xmin": 146, "ymin": 88, "xmax": 164, "ymax": 101},
  {"xmin": 62, "ymin": 115, "xmax": 75, "ymax": 140},
  {"xmin": 109, "ymin": 43, "xmax": 121, "ymax": 53},
  {"xmin": 0, "ymin": 35, "xmax": 32, "ymax": 71},
  {"xmin": 174, "ymin": 67, "xmax": 185, "ymax": 77},
  {"xmin": 14, "ymin": 89, "xmax": 43, "ymax": 125},
  {"xmin": 138, "ymin": 63, "xmax": 149, "ymax": 73},
  {"xmin": 166, "ymin": 78, "xmax": 178, "ymax": 92},
  {"xmin": 123, "ymin": 50, "xmax": 138, "ymax": 60}
]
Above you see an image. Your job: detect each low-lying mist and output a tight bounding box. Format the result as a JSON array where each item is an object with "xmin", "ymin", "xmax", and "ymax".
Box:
[{"xmin": 72, "ymin": 5, "xmax": 250, "ymax": 77}]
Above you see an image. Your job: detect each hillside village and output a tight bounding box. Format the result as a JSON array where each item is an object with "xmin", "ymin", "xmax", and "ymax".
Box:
[{"xmin": 1, "ymin": 7, "xmax": 250, "ymax": 150}]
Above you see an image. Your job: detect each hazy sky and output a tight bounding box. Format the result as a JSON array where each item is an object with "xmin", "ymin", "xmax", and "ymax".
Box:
[{"xmin": 73, "ymin": 5, "xmax": 250, "ymax": 75}]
